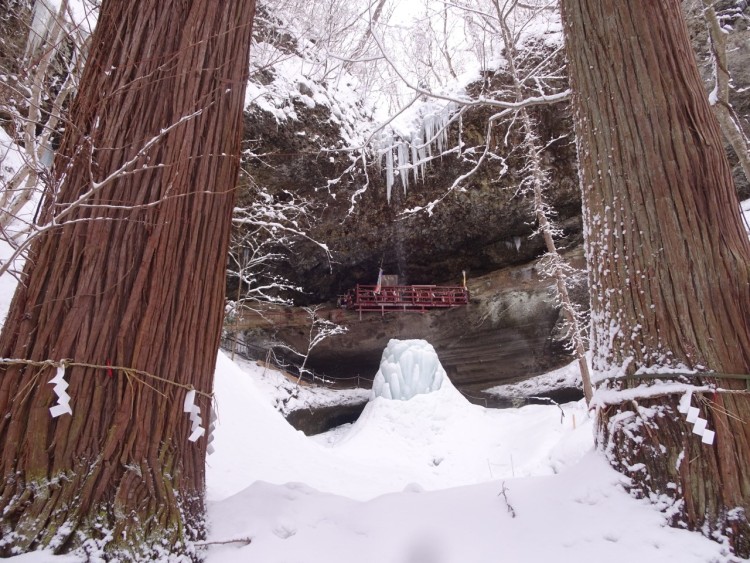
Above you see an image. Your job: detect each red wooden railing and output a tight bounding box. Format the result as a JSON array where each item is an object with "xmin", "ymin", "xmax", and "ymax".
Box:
[{"xmin": 341, "ymin": 284, "xmax": 469, "ymax": 315}]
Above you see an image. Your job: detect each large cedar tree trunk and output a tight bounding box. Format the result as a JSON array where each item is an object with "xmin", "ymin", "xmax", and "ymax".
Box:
[
  {"xmin": 0, "ymin": 0, "xmax": 256, "ymax": 558},
  {"xmin": 560, "ymin": 0, "xmax": 750, "ymax": 555}
]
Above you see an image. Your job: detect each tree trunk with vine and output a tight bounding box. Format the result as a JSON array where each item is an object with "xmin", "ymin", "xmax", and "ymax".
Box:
[
  {"xmin": 561, "ymin": 0, "xmax": 750, "ymax": 556},
  {"xmin": 0, "ymin": 0, "xmax": 256, "ymax": 558}
]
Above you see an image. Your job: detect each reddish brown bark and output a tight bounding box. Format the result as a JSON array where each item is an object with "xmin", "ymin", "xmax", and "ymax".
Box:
[
  {"xmin": 561, "ymin": 0, "xmax": 750, "ymax": 556},
  {"xmin": 0, "ymin": 0, "xmax": 256, "ymax": 558}
]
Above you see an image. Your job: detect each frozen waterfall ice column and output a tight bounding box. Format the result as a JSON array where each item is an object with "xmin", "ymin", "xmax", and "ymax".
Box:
[{"xmin": 371, "ymin": 339, "xmax": 447, "ymax": 401}]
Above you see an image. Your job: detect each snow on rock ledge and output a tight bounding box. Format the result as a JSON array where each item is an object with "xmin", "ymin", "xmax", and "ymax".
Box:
[{"xmin": 371, "ymin": 339, "xmax": 447, "ymax": 401}]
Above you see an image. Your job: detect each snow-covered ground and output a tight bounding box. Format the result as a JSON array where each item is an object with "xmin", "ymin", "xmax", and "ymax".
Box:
[{"xmin": 202, "ymin": 345, "xmax": 733, "ymax": 563}]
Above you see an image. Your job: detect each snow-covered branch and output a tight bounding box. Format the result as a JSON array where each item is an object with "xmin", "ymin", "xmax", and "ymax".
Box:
[{"xmin": 296, "ymin": 305, "xmax": 348, "ymax": 383}]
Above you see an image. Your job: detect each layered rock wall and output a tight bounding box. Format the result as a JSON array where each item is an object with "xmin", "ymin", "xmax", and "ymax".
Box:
[{"xmin": 233, "ymin": 6, "xmax": 750, "ymax": 388}]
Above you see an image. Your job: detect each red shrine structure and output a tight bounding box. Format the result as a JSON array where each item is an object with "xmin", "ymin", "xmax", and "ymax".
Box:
[{"xmin": 340, "ymin": 275, "xmax": 469, "ymax": 316}]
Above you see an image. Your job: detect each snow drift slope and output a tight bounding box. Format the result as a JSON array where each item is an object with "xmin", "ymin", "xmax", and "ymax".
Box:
[
  {"xmin": 208, "ymin": 351, "xmax": 591, "ymax": 502},
  {"xmin": 205, "ymin": 350, "xmax": 729, "ymax": 563},
  {"xmin": 207, "ymin": 453, "xmax": 725, "ymax": 563}
]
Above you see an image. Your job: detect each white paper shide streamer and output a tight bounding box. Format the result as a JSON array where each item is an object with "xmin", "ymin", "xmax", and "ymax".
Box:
[
  {"xmin": 183, "ymin": 389, "xmax": 206, "ymax": 443},
  {"xmin": 206, "ymin": 408, "xmax": 218, "ymax": 455},
  {"xmin": 678, "ymin": 390, "xmax": 715, "ymax": 445},
  {"xmin": 49, "ymin": 364, "xmax": 72, "ymax": 418}
]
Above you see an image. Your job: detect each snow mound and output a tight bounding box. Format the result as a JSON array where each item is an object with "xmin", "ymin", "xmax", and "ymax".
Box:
[{"xmin": 371, "ymin": 339, "xmax": 448, "ymax": 401}]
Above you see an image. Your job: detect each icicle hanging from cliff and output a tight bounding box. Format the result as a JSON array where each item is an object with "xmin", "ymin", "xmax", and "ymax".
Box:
[
  {"xmin": 410, "ymin": 133, "xmax": 420, "ymax": 185},
  {"xmin": 397, "ymin": 141, "xmax": 410, "ymax": 194},
  {"xmin": 422, "ymin": 106, "xmax": 451, "ymax": 157},
  {"xmin": 384, "ymin": 139, "xmax": 395, "ymax": 202},
  {"xmin": 378, "ymin": 102, "xmax": 454, "ymax": 203},
  {"xmin": 423, "ymin": 113, "xmax": 435, "ymax": 160},
  {"xmin": 380, "ymin": 137, "xmax": 411, "ymax": 203}
]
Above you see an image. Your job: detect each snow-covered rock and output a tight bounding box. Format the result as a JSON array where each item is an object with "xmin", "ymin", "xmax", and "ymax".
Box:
[{"xmin": 370, "ymin": 339, "xmax": 446, "ymax": 401}]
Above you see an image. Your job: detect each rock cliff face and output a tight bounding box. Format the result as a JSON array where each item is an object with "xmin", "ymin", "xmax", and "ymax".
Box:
[
  {"xmin": 235, "ymin": 249, "xmax": 588, "ymax": 393},
  {"xmin": 234, "ymin": 6, "xmax": 750, "ymax": 389},
  {"xmin": 238, "ymin": 73, "xmax": 587, "ymax": 387},
  {"xmin": 328, "ymin": 250, "xmax": 589, "ymax": 393},
  {"xmin": 243, "ymin": 92, "xmax": 582, "ymax": 304},
  {"xmin": 683, "ymin": 0, "xmax": 750, "ymax": 198}
]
